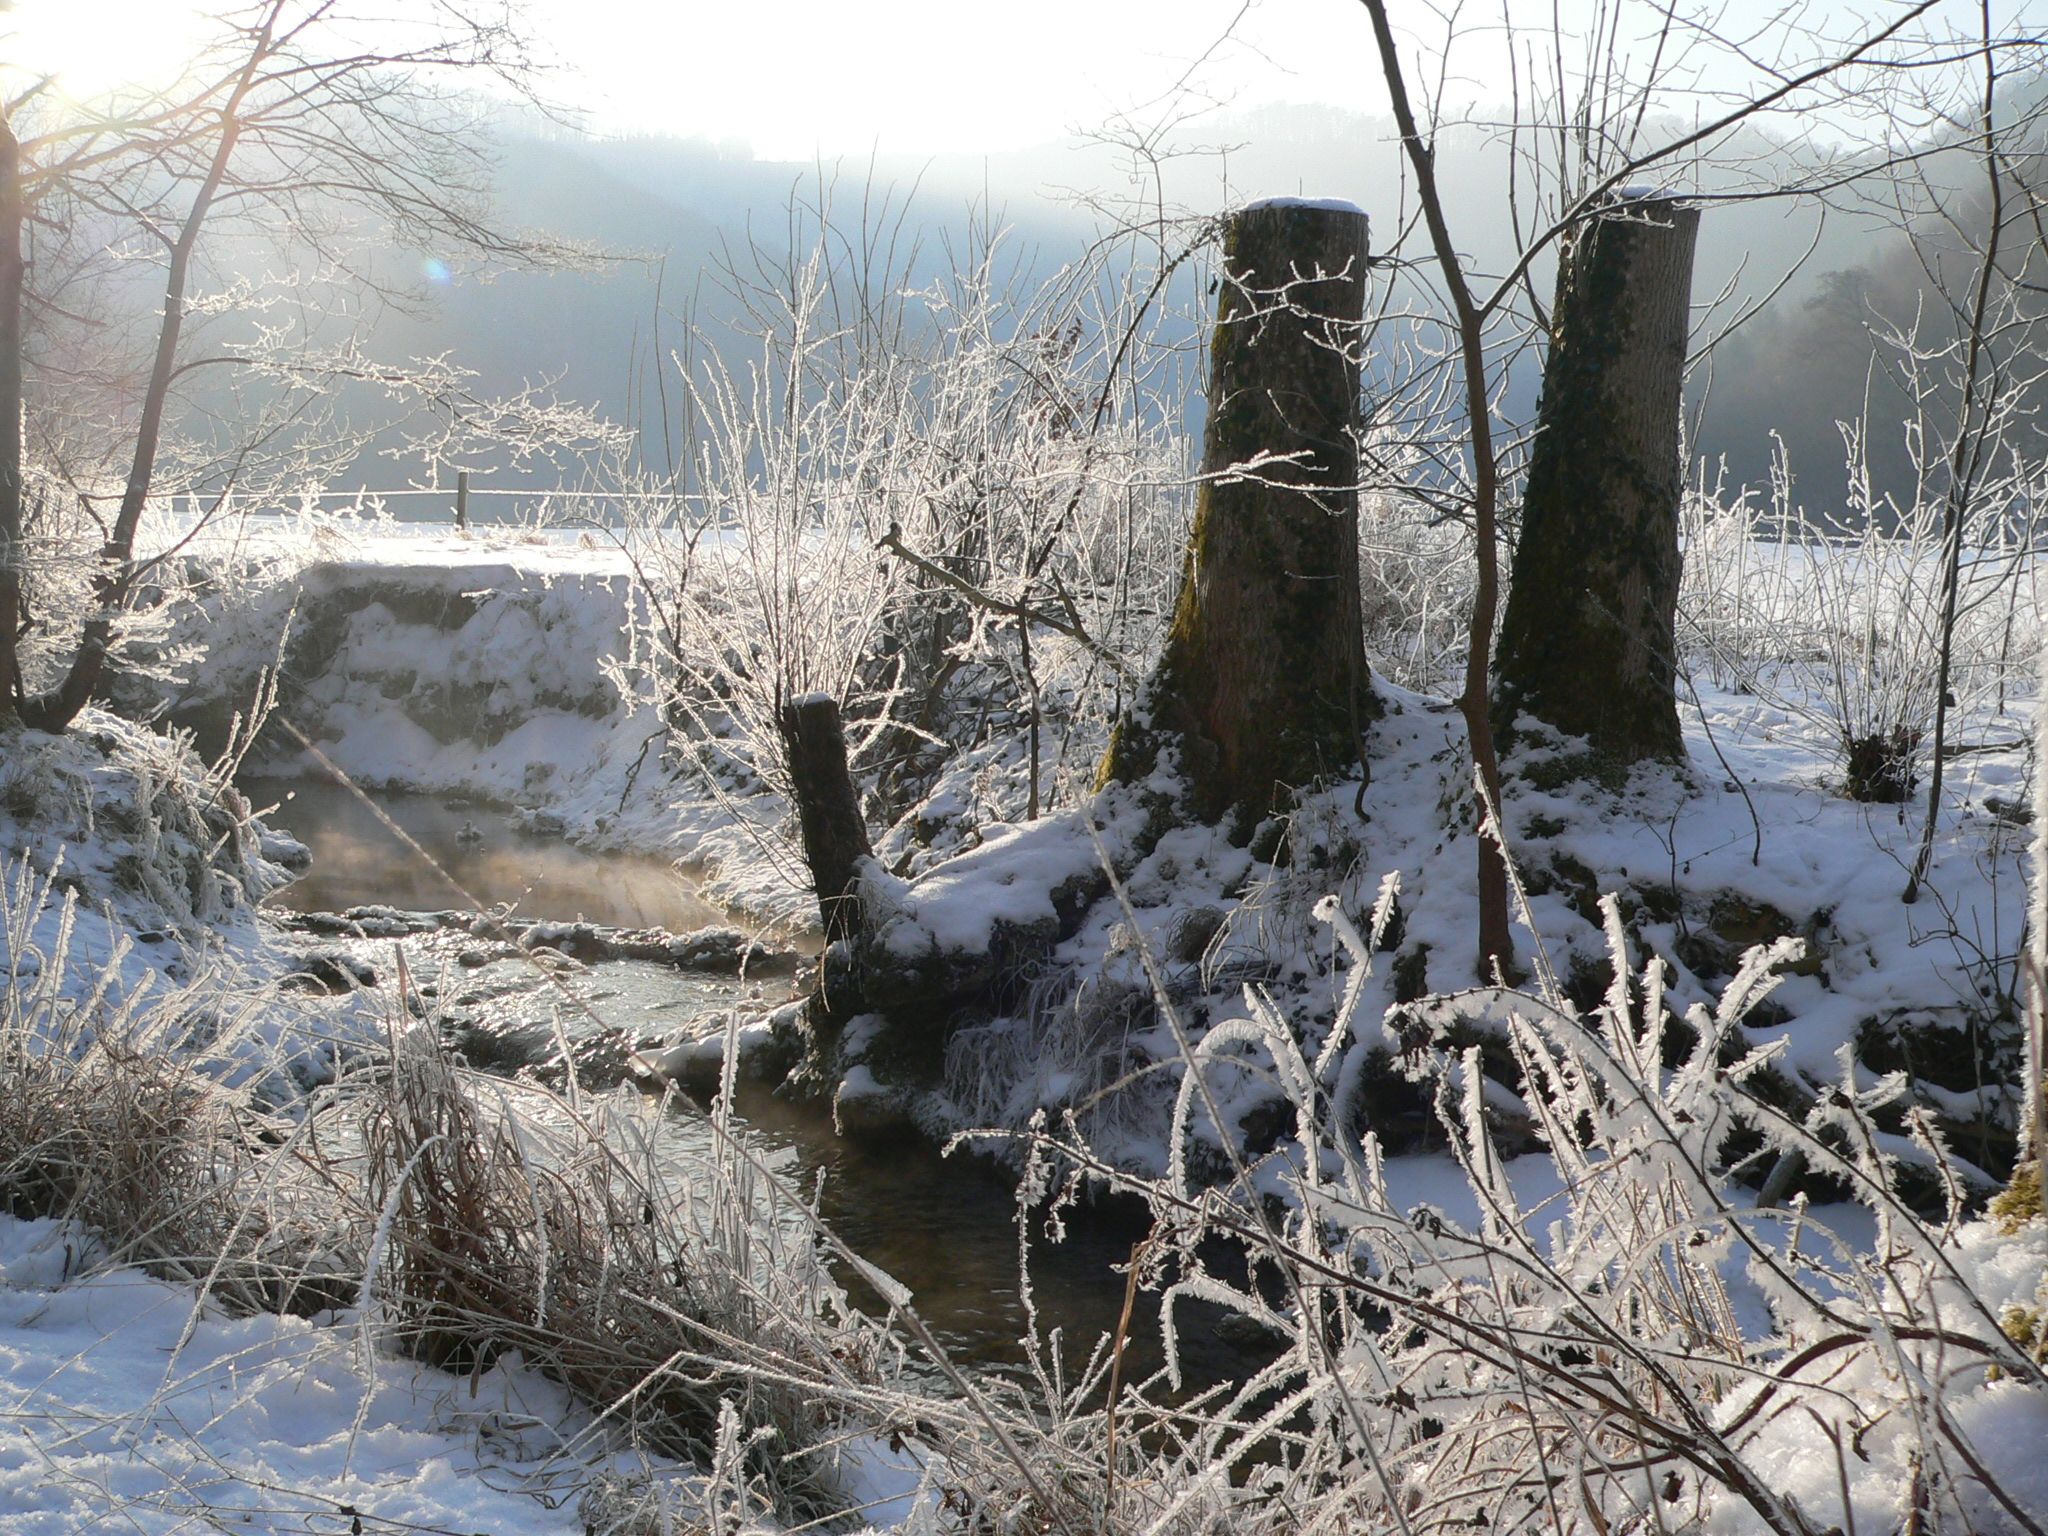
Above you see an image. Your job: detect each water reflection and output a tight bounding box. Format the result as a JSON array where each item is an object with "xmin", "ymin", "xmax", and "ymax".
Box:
[
  {"xmin": 431, "ymin": 951, "xmax": 1260, "ymax": 1387},
  {"xmin": 721, "ymin": 1084, "xmax": 1263, "ymax": 1390}
]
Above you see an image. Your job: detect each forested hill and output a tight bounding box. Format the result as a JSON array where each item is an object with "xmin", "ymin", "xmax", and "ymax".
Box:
[{"xmin": 357, "ymin": 103, "xmax": 2040, "ymax": 515}]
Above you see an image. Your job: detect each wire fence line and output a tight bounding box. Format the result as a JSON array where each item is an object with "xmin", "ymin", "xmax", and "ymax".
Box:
[
  {"xmin": 274, "ymin": 487, "xmax": 708, "ymax": 500},
  {"xmin": 135, "ymin": 482, "xmax": 722, "ymax": 535}
]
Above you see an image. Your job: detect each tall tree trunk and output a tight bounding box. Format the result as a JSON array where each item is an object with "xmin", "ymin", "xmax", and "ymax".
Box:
[
  {"xmin": 0, "ymin": 114, "xmax": 24, "ymax": 724},
  {"xmin": 1494, "ymin": 194, "xmax": 1700, "ymax": 766},
  {"xmin": 1099, "ymin": 200, "xmax": 1377, "ymax": 826}
]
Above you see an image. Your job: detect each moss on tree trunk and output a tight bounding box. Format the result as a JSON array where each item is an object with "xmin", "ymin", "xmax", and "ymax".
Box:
[
  {"xmin": 1494, "ymin": 194, "xmax": 1700, "ymax": 767},
  {"xmin": 1100, "ymin": 201, "xmax": 1379, "ymax": 825},
  {"xmin": 0, "ymin": 120, "xmax": 23, "ymax": 722}
]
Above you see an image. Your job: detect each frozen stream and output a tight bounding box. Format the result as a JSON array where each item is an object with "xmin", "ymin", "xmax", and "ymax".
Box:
[{"xmin": 247, "ymin": 775, "xmax": 1264, "ymax": 1387}]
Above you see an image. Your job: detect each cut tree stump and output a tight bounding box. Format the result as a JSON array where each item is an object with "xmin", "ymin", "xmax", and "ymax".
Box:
[
  {"xmin": 1494, "ymin": 191, "xmax": 1701, "ymax": 767},
  {"xmin": 777, "ymin": 693, "xmax": 872, "ymax": 948},
  {"xmin": 1099, "ymin": 199, "xmax": 1379, "ymax": 826}
]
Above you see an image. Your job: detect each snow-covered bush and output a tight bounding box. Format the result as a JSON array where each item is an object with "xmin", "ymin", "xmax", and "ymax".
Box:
[
  {"xmin": 1357, "ymin": 485, "xmax": 1504, "ymax": 694},
  {"xmin": 1680, "ymin": 439, "xmax": 2042, "ymax": 801},
  {"xmin": 4, "ymin": 469, "xmax": 204, "ymax": 705},
  {"xmin": 0, "ymin": 851, "xmax": 361, "ymax": 1312},
  {"xmin": 0, "ymin": 705, "xmax": 300, "ymax": 944}
]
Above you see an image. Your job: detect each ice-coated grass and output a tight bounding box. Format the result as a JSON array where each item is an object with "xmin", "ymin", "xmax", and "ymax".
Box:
[
  {"xmin": 872, "ymin": 886, "xmax": 2047, "ymax": 1536},
  {"xmin": 0, "ymin": 936, "xmax": 911, "ymax": 1530},
  {"xmin": 0, "ymin": 717, "xmax": 915, "ymax": 1529}
]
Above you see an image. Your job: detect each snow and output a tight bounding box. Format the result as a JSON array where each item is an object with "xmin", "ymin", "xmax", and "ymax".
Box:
[
  {"xmin": 176, "ymin": 529, "xmax": 814, "ymax": 928},
  {"xmin": 836, "ymin": 661, "xmax": 2034, "ymax": 1187},
  {"xmin": 1368, "ymin": 676, "xmax": 2034, "ymax": 1093},
  {"xmin": 636, "ymin": 1015, "xmax": 782, "ymax": 1079},
  {"xmin": 0, "ymin": 714, "xmax": 382, "ymax": 1104},
  {"xmin": 1706, "ymin": 1212, "xmax": 2048, "ymax": 1534},
  {"xmin": 4, "ymin": 514, "xmax": 2035, "ymax": 1534},
  {"xmin": 1245, "ymin": 196, "xmax": 1367, "ymax": 215},
  {"xmin": 829, "ymin": 1436, "xmax": 936, "ymax": 1531},
  {"xmin": 858, "ymin": 811, "xmax": 1112, "ymax": 959},
  {"xmin": 0, "ymin": 1217, "xmax": 677, "ymax": 1535}
]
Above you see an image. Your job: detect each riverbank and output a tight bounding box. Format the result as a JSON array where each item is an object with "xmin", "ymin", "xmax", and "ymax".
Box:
[
  {"xmin": 0, "ymin": 707, "xmax": 936, "ymax": 1532},
  {"xmin": 163, "ymin": 521, "xmax": 2040, "ymax": 1189}
]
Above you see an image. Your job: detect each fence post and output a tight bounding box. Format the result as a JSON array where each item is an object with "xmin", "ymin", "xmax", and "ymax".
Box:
[{"xmin": 454, "ymin": 470, "xmax": 469, "ymax": 532}]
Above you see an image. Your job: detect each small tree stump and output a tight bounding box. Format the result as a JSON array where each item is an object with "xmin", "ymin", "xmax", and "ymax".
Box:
[
  {"xmin": 777, "ymin": 693, "xmax": 872, "ymax": 947},
  {"xmin": 1494, "ymin": 192, "xmax": 1701, "ymax": 765}
]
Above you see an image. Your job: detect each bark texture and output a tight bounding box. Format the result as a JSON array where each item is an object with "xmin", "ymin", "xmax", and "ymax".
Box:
[
  {"xmin": 1494, "ymin": 195, "xmax": 1700, "ymax": 766},
  {"xmin": 1100, "ymin": 201, "xmax": 1376, "ymax": 823},
  {"xmin": 777, "ymin": 695, "xmax": 873, "ymax": 948},
  {"xmin": 0, "ymin": 119, "xmax": 22, "ymax": 720}
]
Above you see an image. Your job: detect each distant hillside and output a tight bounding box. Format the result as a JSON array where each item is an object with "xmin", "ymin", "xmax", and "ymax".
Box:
[{"xmin": 172, "ymin": 104, "xmax": 2037, "ymax": 519}]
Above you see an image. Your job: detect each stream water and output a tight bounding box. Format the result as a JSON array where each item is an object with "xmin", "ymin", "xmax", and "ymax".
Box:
[
  {"xmin": 244, "ymin": 776, "xmax": 742, "ymax": 932},
  {"xmin": 248, "ymin": 775, "xmax": 1262, "ymax": 1389}
]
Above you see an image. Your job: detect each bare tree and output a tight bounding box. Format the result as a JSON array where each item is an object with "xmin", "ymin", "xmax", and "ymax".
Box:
[
  {"xmin": 615, "ymin": 173, "xmax": 1198, "ymax": 893},
  {"xmin": 0, "ymin": 0, "xmax": 583, "ymax": 734}
]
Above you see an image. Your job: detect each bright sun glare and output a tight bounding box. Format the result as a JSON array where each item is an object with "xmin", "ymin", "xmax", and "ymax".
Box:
[{"xmin": 9, "ymin": 0, "xmax": 212, "ymax": 104}]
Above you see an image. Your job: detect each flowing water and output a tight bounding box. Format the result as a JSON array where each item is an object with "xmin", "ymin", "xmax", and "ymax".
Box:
[{"xmin": 248, "ymin": 775, "xmax": 1263, "ymax": 1389}]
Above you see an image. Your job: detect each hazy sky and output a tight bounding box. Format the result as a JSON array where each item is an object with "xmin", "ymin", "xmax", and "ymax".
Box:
[
  {"xmin": 8, "ymin": 0, "xmax": 1369, "ymax": 155},
  {"xmin": 528, "ymin": 0, "xmax": 1384, "ymax": 157},
  {"xmin": 8, "ymin": 0, "xmax": 2008, "ymax": 162}
]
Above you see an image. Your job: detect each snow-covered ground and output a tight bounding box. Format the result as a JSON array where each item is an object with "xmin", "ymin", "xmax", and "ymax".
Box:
[
  {"xmin": 0, "ymin": 1217, "xmax": 681, "ymax": 1535},
  {"xmin": 137, "ymin": 512, "xmax": 2039, "ymax": 1199}
]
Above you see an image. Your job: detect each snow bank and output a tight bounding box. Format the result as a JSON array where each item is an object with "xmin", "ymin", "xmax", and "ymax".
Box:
[
  {"xmin": 0, "ymin": 1216, "xmax": 683, "ymax": 1535},
  {"xmin": 174, "ymin": 532, "xmax": 816, "ymax": 928},
  {"xmin": 209, "ymin": 541, "xmax": 652, "ymax": 797},
  {"xmin": 0, "ymin": 709, "xmax": 378, "ymax": 1103}
]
